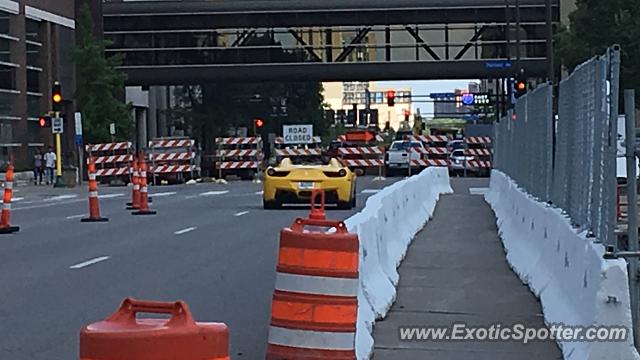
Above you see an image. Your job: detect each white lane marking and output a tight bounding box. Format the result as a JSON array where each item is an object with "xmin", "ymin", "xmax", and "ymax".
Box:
[
  {"xmin": 69, "ymin": 256, "xmax": 110, "ymax": 269},
  {"xmin": 44, "ymin": 194, "xmax": 78, "ymax": 202},
  {"xmin": 66, "ymin": 214, "xmax": 86, "ymax": 219},
  {"xmin": 469, "ymin": 187, "xmax": 489, "ymax": 195},
  {"xmin": 255, "ymin": 191, "xmax": 264, "ymax": 195},
  {"xmin": 174, "ymin": 226, "xmax": 197, "ymax": 235},
  {"xmin": 98, "ymin": 193, "xmax": 124, "ymax": 199},
  {"xmin": 234, "ymin": 211, "xmax": 249, "ymax": 217},
  {"xmin": 361, "ymin": 189, "xmax": 380, "ymax": 194},
  {"xmin": 150, "ymin": 191, "xmax": 177, "ymax": 197},
  {"xmin": 199, "ymin": 190, "xmax": 229, "ymax": 196},
  {"xmin": 12, "ymin": 197, "xmax": 23, "ymax": 202}
]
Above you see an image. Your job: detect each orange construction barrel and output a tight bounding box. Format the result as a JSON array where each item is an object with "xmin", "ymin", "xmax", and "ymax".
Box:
[
  {"xmin": 267, "ymin": 215, "xmax": 359, "ymax": 360},
  {"xmin": 80, "ymin": 298, "xmax": 229, "ymax": 360}
]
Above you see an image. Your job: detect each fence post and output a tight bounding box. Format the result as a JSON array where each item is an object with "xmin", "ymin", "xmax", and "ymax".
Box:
[{"xmin": 624, "ymin": 89, "xmax": 639, "ymax": 349}]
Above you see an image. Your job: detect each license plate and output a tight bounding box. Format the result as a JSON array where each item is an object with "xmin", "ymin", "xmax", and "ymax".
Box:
[{"xmin": 298, "ymin": 181, "xmax": 314, "ymax": 189}]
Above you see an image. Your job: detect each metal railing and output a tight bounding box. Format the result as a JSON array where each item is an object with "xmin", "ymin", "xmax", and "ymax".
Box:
[{"xmin": 494, "ymin": 46, "xmax": 620, "ymax": 246}]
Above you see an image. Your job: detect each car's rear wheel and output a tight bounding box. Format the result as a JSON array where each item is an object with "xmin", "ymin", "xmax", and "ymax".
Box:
[
  {"xmin": 263, "ymin": 199, "xmax": 281, "ymax": 209},
  {"xmin": 337, "ymin": 200, "xmax": 352, "ymax": 210},
  {"xmin": 351, "ymin": 184, "xmax": 357, "ymax": 208},
  {"xmin": 385, "ymin": 166, "xmax": 394, "ymax": 177}
]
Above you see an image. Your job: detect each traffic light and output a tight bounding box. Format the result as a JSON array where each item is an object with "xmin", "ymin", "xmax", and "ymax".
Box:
[
  {"xmin": 52, "ymin": 81, "xmax": 62, "ymax": 111},
  {"xmin": 386, "ymin": 90, "xmax": 395, "ymax": 107},
  {"xmin": 403, "ymin": 109, "xmax": 410, "ymax": 122},
  {"xmin": 38, "ymin": 115, "xmax": 51, "ymax": 128},
  {"xmin": 515, "ymin": 80, "xmax": 526, "ymax": 97},
  {"xmin": 253, "ymin": 118, "xmax": 264, "ymax": 135}
]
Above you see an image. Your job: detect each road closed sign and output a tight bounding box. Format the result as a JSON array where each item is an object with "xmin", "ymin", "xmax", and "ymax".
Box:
[{"xmin": 283, "ymin": 124, "xmax": 313, "ymax": 144}]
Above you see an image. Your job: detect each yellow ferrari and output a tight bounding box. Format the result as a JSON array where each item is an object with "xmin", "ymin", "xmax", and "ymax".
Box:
[{"xmin": 263, "ymin": 157, "xmax": 357, "ymax": 209}]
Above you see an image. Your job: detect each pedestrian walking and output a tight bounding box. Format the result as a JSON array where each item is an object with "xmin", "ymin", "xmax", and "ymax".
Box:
[
  {"xmin": 44, "ymin": 147, "xmax": 56, "ymax": 185},
  {"xmin": 33, "ymin": 149, "xmax": 43, "ymax": 185}
]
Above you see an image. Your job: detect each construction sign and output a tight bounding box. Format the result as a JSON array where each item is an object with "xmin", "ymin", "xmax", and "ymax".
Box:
[{"xmin": 283, "ymin": 124, "xmax": 313, "ymax": 144}]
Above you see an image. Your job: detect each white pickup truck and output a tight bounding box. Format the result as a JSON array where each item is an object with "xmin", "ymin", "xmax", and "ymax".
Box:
[{"xmin": 385, "ymin": 140, "xmax": 424, "ymax": 176}]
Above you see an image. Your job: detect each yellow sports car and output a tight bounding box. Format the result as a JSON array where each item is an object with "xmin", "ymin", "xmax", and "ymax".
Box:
[{"xmin": 263, "ymin": 157, "xmax": 357, "ymax": 209}]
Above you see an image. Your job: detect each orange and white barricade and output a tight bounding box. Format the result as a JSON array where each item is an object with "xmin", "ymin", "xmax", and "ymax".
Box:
[
  {"xmin": 80, "ymin": 298, "xmax": 230, "ymax": 360},
  {"xmin": 408, "ymin": 135, "xmax": 451, "ymax": 168},
  {"xmin": 215, "ymin": 136, "xmax": 263, "ymax": 180},
  {"xmin": 85, "ymin": 142, "xmax": 132, "ymax": 182},
  {"xmin": 274, "ymin": 136, "xmax": 323, "ymax": 163},
  {"xmin": 267, "ymin": 210, "xmax": 358, "ymax": 359},
  {"xmin": 148, "ymin": 137, "xmax": 199, "ymax": 184},
  {"xmin": 464, "ymin": 136, "xmax": 492, "ymax": 175},
  {"xmin": 338, "ymin": 146, "xmax": 385, "ymax": 175}
]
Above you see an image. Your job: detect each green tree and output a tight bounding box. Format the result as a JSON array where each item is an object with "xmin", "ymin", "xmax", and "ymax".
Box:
[
  {"xmin": 73, "ymin": 5, "xmax": 132, "ymax": 143},
  {"xmin": 556, "ymin": 0, "xmax": 640, "ymax": 102}
]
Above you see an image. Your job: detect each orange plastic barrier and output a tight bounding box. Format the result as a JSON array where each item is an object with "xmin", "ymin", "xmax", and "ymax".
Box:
[
  {"xmin": 267, "ymin": 210, "xmax": 359, "ymax": 359},
  {"xmin": 132, "ymin": 154, "xmax": 156, "ymax": 216},
  {"xmin": 0, "ymin": 162, "xmax": 19, "ymax": 234},
  {"xmin": 80, "ymin": 298, "xmax": 230, "ymax": 360},
  {"xmin": 81, "ymin": 157, "xmax": 108, "ymax": 222},
  {"xmin": 126, "ymin": 155, "xmax": 140, "ymax": 210}
]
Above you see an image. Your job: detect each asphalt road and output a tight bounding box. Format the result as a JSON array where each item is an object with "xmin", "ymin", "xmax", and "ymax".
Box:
[{"xmin": 0, "ymin": 176, "xmax": 397, "ymax": 360}]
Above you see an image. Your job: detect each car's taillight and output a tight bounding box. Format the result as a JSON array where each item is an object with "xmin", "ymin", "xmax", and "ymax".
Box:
[
  {"xmin": 266, "ymin": 168, "xmax": 289, "ymax": 177},
  {"xmin": 323, "ymin": 169, "xmax": 347, "ymax": 178}
]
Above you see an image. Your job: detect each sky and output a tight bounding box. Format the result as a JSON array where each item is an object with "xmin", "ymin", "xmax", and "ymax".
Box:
[{"xmin": 376, "ymin": 80, "xmax": 478, "ymax": 116}]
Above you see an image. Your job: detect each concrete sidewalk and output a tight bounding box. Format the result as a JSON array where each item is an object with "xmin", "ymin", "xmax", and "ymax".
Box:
[{"xmin": 372, "ymin": 178, "xmax": 562, "ymax": 359}]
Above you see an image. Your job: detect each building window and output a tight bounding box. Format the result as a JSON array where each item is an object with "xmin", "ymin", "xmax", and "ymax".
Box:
[
  {"xmin": 27, "ymin": 94, "xmax": 41, "ymax": 118},
  {"xmin": 0, "ymin": 120, "xmax": 13, "ymax": 144},
  {"xmin": 26, "ymin": 19, "xmax": 40, "ymax": 43},
  {"xmin": 0, "ymin": 90, "xmax": 16, "ymax": 117},
  {"xmin": 0, "ymin": 64, "xmax": 16, "ymax": 90},
  {"xmin": 374, "ymin": 92, "xmax": 383, "ymax": 104},
  {"xmin": 26, "ymin": 43, "xmax": 40, "ymax": 68},
  {"xmin": 0, "ymin": 38, "xmax": 10, "ymax": 63},
  {"xmin": 0, "ymin": 11, "xmax": 10, "ymax": 36},
  {"xmin": 26, "ymin": 69, "xmax": 39, "ymax": 93}
]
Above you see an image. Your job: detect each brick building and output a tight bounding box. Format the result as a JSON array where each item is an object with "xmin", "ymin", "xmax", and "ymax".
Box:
[{"xmin": 0, "ymin": 0, "xmax": 75, "ymax": 170}]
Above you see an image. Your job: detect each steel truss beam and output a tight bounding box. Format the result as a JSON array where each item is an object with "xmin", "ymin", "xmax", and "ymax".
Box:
[{"xmin": 118, "ymin": 59, "xmax": 548, "ymax": 85}]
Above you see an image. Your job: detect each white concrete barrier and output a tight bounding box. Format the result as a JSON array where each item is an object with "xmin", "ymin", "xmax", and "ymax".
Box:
[
  {"xmin": 486, "ymin": 170, "xmax": 640, "ymax": 360},
  {"xmin": 344, "ymin": 167, "xmax": 453, "ymax": 359}
]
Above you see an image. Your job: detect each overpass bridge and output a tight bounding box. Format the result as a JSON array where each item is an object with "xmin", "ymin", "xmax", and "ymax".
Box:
[{"xmin": 103, "ymin": 0, "xmax": 559, "ymax": 84}]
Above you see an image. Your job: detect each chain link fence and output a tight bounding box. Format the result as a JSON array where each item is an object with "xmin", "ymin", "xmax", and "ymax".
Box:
[{"xmin": 494, "ymin": 47, "xmax": 620, "ymax": 246}]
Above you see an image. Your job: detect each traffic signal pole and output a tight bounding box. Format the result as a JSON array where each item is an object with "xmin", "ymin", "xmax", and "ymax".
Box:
[
  {"xmin": 51, "ymin": 81, "xmax": 64, "ymax": 187},
  {"xmin": 54, "ymin": 111, "xmax": 64, "ymax": 187}
]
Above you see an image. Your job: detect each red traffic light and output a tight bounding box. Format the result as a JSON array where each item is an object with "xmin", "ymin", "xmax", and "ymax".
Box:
[
  {"xmin": 516, "ymin": 81, "xmax": 526, "ymax": 91},
  {"xmin": 38, "ymin": 116, "xmax": 51, "ymax": 128},
  {"xmin": 254, "ymin": 118, "xmax": 264, "ymax": 128},
  {"xmin": 386, "ymin": 90, "xmax": 396, "ymax": 106}
]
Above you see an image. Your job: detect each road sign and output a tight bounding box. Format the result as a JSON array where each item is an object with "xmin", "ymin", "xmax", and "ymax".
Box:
[
  {"xmin": 345, "ymin": 130, "xmax": 375, "ymax": 142},
  {"xmin": 485, "ymin": 60, "xmax": 512, "ymax": 69},
  {"xmin": 461, "ymin": 93, "xmax": 475, "ymax": 106},
  {"xmin": 429, "ymin": 92, "xmax": 456, "ymax": 99},
  {"xmin": 109, "ymin": 123, "xmax": 116, "ymax": 135},
  {"xmin": 283, "ymin": 124, "xmax": 313, "ymax": 144},
  {"xmin": 52, "ymin": 117, "xmax": 63, "ymax": 134},
  {"xmin": 74, "ymin": 112, "xmax": 83, "ymax": 135}
]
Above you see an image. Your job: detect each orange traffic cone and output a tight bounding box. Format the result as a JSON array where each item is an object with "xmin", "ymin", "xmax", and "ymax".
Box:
[
  {"xmin": 81, "ymin": 157, "xmax": 108, "ymax": 222},
  {"xmin": 132, "ymin": 153, "xmax": 156, "ymax": 216},
  {"xmin": 126, "ymin": 155, "xmax": 140, "ymax": 210},
  {"xmin": 0, "ymin": 163, "xmax": 19, "ymax": 234},
  {"xmin": 309, "ymin": 189, "xmax": 326, "ymax": 220}
]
